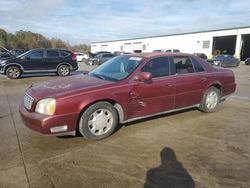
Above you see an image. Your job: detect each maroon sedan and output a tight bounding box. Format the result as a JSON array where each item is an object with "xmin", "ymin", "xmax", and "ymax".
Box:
[{"xmin": 19, "ymin": 53, "xmax": 236, "ymax": 140}]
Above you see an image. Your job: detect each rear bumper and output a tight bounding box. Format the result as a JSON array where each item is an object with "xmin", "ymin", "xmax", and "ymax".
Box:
[
  {"xmin": 19, "ymin": 104, "xmax": 79, "ymax": 136},
  {"xmin": 71, "ymin": 66, "xmax": 78, "ymax": 71}
]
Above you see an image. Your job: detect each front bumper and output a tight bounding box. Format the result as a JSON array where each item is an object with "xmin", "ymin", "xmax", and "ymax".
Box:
[{"xmin": 19, "ymin": 104, "xmax": 79, "ymax": 136}]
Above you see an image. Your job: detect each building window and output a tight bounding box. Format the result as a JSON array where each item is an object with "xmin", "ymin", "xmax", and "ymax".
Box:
[
  {"xmin": 120, "ymin": 45, "xmax": 123, "ymax": 51},
  {"xmin": 143, "ymin": 44, "xmax": 146, "ymax": 50},
  {"xmin": 203, "ymin": 40, "xmax": 210, "ymax": 49}
]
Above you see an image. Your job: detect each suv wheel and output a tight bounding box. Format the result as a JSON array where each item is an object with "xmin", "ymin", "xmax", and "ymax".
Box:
[
  {"xmin": 199, "ymin": 87, "xmax": 220, "ymax": 113},
  {"xmin": 6, "ymin": 66, "xmax": 21, "ymax": 79},
  {"xmin": 79, "ymin": 102, "xmax": 118, "ymax": 140},
  {"xmin": 57, "ymin": 65, "xmax": 70, "ymax": 76}
]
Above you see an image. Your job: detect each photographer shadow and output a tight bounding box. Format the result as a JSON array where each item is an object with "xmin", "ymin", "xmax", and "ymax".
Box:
[{"xmin": 144, "ymin": 147, "xmax": 195, "ymax": 188}]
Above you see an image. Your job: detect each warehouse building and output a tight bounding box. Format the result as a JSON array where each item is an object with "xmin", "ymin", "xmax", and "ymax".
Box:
[{"xmin": 91, "ymin": 26, "xmax": 250, "ymax": 60}]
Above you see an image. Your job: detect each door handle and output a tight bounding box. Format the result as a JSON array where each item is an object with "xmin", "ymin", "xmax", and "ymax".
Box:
[
  {"xmin": 200, "ymin": 78, "xmax": 207, "ymax": 82},
  {"xmin": 165, "ymin": 83, "xmax": 173, "ymax": 87}
]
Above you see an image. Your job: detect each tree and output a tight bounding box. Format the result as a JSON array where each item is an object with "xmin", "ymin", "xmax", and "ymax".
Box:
[{"xmin": 0, "ymin": 28, "xmax": 90, "ymax": 51}]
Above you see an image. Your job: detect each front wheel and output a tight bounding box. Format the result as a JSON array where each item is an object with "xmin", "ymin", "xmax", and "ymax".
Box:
[
  {"xmin": 199, "ymin": 87, "xmax": 220, "ymax": 113},
  {"xmin": 57, "ymin": 65, "xmax": 70, "ymax": 76},
  {"xmin": 6, "ymin": 66, "xmax": 22, "ymax": 79},
  {"xmin": 79, "ymin": 102, "xmax": 118, "ymax": 140},
  {"xmin": 82, "ymin": 58, "xmax": 87, "ymax": 63}
]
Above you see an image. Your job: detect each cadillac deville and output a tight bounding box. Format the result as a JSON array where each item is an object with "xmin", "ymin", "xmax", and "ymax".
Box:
[{"xmin": 19, "ymin": 53, "xmax": 236, "ymax": 140}]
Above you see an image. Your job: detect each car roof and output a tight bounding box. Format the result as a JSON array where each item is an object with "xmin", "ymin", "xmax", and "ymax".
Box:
[{"xmin": 125, "ymin": 52, "xmax": 195, "ymax": 59}]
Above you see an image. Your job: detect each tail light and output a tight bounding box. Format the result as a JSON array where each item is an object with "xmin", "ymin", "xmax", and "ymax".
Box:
[{"xmin": 71, "ymin": 53, "xmax": 77, "ymax": 61}]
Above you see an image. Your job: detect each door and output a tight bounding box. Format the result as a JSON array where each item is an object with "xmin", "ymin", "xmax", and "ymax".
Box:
[
  {"xmin": 171, "ymin": 56, "xmax": 208, "ymax": 109},
  {"xmin": 44, "ymin": 50, "xmax": 61, "ymax": 70},
  {"xmin": 20, "ymin": 50, "xmax": 45, "ymax": 71},
  {"xmin": 127, "ymin": 56, "xmax": 176, "ymax": 119}
]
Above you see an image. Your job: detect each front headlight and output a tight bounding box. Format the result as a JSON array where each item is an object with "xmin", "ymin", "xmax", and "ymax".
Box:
[
  {"xmin": 35, "ymin": 98, "xmax": 56, "ymax": 115},
  {"xmin": 0, "ymin": 60, "xmax": 7, "ymax": 66}
]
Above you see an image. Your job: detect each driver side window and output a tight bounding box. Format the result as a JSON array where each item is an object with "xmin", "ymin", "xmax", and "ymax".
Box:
[
  {"xmin": 26, "ymin": 51, "xmax": 44, "ymax": 59},
  {"xmin": 141, "ymin": 57, "xmax": 170, "ymax": 78}
]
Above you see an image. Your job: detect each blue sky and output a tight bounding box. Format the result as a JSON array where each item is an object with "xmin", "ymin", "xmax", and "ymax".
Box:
[{"xmin": 1, "ymin": 0, "xmax": 250, "ymax": 44}]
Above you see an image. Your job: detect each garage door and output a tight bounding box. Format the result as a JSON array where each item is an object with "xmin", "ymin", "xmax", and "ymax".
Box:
[
  {"xmin": 101, "ymin": 45, "xmax": 108, "ymax": 51},
  {"xmin": 133, "ymin": 42, "xmax": 142, "ymax": 51},
  {"xmin": 124, "ymin": 43, "xmax": 132, "ymax": 53}
]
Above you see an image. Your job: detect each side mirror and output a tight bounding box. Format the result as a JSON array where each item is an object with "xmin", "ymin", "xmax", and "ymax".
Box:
[{"xmin": 133, "ymin": 72, "xmax": 152, "ymax": 82}]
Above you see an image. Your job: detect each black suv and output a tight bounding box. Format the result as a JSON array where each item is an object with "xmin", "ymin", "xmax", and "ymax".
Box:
[{"xmin": 0, "ymin": 48, "xmax": 78, "ymax": 79}]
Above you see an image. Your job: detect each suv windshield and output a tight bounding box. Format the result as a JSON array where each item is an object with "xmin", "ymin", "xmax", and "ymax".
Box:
[{"xmin": 90, "ymin": 56, "xmax": 143, "ymax": 81}]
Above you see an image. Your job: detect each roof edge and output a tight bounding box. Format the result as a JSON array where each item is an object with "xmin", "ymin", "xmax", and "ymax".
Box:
[{"xmin": 91, "ymin": 25, "xmax": 250, "ymax": 44}]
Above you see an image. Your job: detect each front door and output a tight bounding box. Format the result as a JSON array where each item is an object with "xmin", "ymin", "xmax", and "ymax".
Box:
[
  {"xmin": 127, "ymin": 56, "xmax": 176, "ymax": 119},
  {"xmin": 20, "ymin": 50, "xmax": 45, "ymax": 71}
]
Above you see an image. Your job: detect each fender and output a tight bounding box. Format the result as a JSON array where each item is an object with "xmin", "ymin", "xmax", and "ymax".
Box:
[
  {"xmin": 3, "ymin": 63, "xmax": 24, "ymax": 73},
  {"xmin": 56, "ymin": 63, "xmax": 73, "ymax": 70},
  {"xmin": 77, "ymin": 92, "xmax": 126, "ymax": 123}
]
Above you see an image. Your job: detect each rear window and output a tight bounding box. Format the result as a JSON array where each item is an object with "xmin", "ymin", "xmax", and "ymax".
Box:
[
  {"xmin": 47, "ymin": 50, "xmax": 59, "ymax": 58},
  {"xmin": 60, "ymin": 50, "xmax": 71, "ymax": 57},
  {"xmin": 173, "ymin": 56, "xmax": 195, "ymax": 74}
]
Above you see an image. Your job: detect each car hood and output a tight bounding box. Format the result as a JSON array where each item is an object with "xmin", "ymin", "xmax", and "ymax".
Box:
[
  {"xmin": 1, "ymin": 56, "xmax": 17, "ymax": 62},
  {"xmin": 27, "ymin": 74, "xmax": 114, "ymax": 99}
]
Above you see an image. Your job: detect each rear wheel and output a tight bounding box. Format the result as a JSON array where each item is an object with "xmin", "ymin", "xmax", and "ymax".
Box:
[
  {"xmin": 57, "ymin": 65, "xmax": 70, "ymax": 76},
  {"xmin": 6, "ymin": 66, "xmax": 21, "ymax": 79},
  {"xmin": 199, "ymin": 87, "xmax": 220, "ymax": 113},
  {"xmin": 79, "ymin": 102, "xmax": 118, "ymax": 140}
]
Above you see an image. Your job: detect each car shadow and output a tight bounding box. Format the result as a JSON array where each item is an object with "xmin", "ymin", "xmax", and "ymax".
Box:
[{"xmin": 144, "ymin": 147, "xmax": 195, "ymax": 188}]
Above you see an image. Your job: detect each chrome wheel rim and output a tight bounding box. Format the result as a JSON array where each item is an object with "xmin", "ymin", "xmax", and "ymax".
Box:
[
  {"xmin": 206, "ymin": 91, "xmax": 218, "ymax": 109},
  {"xmin": 8, "ymin": 68, "xmax": 20, "ymax": 78},
  {"xmin": 60, "ymin": 67, "xmax": 69, "ymax": 75},
  {"xmin": 88, "ymin": 109, "xmax": 113, "ymax": 136}
]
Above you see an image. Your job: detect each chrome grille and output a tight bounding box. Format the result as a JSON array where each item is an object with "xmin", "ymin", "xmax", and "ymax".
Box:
[{"xmin": 24, "ymin": 93, "xmax": 34, "ymax": 110}]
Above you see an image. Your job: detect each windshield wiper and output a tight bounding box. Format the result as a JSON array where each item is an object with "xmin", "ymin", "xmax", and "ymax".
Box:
[{"xmin": 92, "ymin": 73, "xmax": 106, "ymax": 80}]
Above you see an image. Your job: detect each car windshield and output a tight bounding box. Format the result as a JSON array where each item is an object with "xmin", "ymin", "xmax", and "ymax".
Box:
[
  {"xmin": 90, "ymin": 56, "xmax": 143, "ymax": 81},
  {"xmin": 17, "ymin": 50, "xmax": 31, "ymax": 58}
]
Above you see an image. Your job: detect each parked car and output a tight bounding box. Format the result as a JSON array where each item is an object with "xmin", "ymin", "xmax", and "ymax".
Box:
[
  {"xmin": 193, "ymin": 53, "xmax": 207, "ymax": 59},
  {"xmin": 0, "ymin": 48, "xmax": 78, "ymax": 79},
  {"xmin": 19, "ymin": 53, "xmax": 236, "ymax": 140},
  {"xmin": 153, "ymin": 49, "xmax": 180, "ymax": 53},
  {"xmin": 93, "ymin": 51, "xmax": 111, "ymax": 56},
  {"xmin": 245, "ymin": 57, "xmax": 250, "ymax": 65},
  {"xmin": 87, "ymin": 52, "xmax": 115, "ymax": 65},
  {"xmin": 207, "ymin": 55, "xmax": 240, "ymax": 67},
  {"xmin": 74, "ymin": 52, "xmax": 89, "ymax": 62}
]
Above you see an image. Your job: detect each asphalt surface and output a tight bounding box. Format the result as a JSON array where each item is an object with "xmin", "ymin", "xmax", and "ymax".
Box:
[{"xmin": 0, "ymin": 62, "xmax": 250, "ymax": 188}]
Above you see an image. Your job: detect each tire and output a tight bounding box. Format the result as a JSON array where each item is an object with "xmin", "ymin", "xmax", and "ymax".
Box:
[
  {"xmin": 57, "ymin": 65, "xmax": 70, "ymax": 76},
  {"xmin": 199, "ymin": 87, "xmax": 220, "ymax": 113},
  {"xmin": 82, "ymin": 58, "xmax": 87, "ymax": 63},
  {"xmin": 79, "ymin": 102, "xmax": 118, "ymax": 140},
  {"xmin": 6, "ymin": 66, "xmax": 21, "ymax": 79}
]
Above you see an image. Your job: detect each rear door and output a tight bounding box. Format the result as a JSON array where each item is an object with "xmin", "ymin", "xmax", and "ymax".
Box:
[
  {"xmin": 44, "ymin": 50, "xmax": 61, "ymax": 70},
  {"xmin": 20, "ymin": 50, "xmax": 45, "ymax": 71},
  {"xmin": 127, "ymin": 56, "xmax": 176, "ymax": 119},
  {"xmin": 170, "ymin": 56, "xmax": 208, "ymax": 109}
]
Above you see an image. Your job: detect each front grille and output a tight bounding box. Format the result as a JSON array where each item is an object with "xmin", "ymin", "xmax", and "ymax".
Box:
[{"xmin": 24, "ymin": 93, "xmax": 34, "ymax": 110}]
